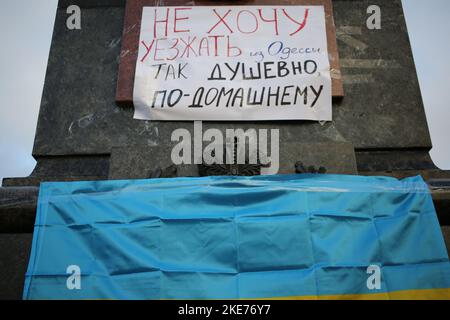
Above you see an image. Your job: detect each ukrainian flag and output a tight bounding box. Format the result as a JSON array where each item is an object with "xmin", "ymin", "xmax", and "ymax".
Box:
[{"xmin": 23, "ymin": 175, "xmax": 450, "ymax": 299}]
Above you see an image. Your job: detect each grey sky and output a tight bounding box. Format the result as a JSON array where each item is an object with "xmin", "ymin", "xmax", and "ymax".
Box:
[
  {"xmin": 0, "ymin": 1, "xmax": 449, "ymax": 185},
  {"xmin": 0, "ymin": 0, "xmax": 57, "ymax": 184},
  {"xmin": 402, "ymin": 1, "xmax": 450, "ymax": 170}
]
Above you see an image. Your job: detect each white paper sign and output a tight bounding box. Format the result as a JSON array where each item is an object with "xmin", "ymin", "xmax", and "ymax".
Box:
[{"xmin": 133, "ymin": 6, "xmax": 332, "ymax": 121}]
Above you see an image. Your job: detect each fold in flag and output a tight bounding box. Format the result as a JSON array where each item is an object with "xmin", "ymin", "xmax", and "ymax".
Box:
[{"xmin": 24, "ymin": 174, "xmax": 450, "ymax": 299}]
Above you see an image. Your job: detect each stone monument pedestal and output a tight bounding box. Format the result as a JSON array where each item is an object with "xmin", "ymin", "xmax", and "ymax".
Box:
[{"xmin": 1, "ymin": 0, "xmax": 450, "ymax": 299}]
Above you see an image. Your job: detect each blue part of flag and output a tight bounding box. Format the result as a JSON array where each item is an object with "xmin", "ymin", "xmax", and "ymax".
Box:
[{"xmin": 23, "ymin": 174, "xmax": 450, "ymax": 299}]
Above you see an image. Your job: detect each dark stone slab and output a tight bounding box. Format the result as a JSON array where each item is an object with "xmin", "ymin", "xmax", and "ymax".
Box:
[
  {"xmin": 356, "ymin": 150, "xmax": 437, "ymax": 173},
  {"xmin": 332, "ymin": 0, "xmax": 431, "ymax": 150},
  {"xmin": 108, "ymin": 141, "xmax": 357, "ymax": 179},
  {"xmin": 442, "ymin": 226, "xmax": 450, "ymax": 258},
  {"xmin": 427, "ymin": 177, "xmax": 450, "ymax": 226},
  {"xmin": 281, "ymin": 142, "xmax": 357, "ymax": 174},
  {"xmin": 32, "ymin": 0, "xmax": 431, "ymax": 162},
  {"xmin": 2, "ymin": 156, "xmax": 109, "ymax": 187},
  {"xmin": 32, "ymin": 6, "xmax": 127, "ymax": 157},
  {"xmin": 109, "ymin": 146, "xmax": 197, "ymax": 180},
  {"xmin": 0, "ymin": 188, "xmax": 38, "ymax": 233},
  {"xmin": 0, "ymin": 233, "xmax": 33, "ymax": 300}
]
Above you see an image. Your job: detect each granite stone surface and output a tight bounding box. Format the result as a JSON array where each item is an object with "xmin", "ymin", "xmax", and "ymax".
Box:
[
  {"xmin": 32, "ymin": 0, "xmax": 431, "ymax": 160},
  {"xmin": 0, "ymin": 188, "xmax": 38, "ymax": 233},
  {"xmin": 0, "ymin": 233, "xmax": 33, "ymax": 300},
  {"xmin": 108, "ymin": 141, "xmax": 357, "ymax": 179}
]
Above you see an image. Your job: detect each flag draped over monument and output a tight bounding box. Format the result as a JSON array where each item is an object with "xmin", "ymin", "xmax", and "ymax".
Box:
[{"xmin": 23, "ymin": 175, "xmax": 450, "ymax": 299}]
